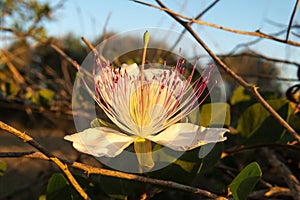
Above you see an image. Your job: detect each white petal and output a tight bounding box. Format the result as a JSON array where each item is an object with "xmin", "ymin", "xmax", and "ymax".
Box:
[
  {"xmin": 64, "ymin": 127, "xmax": 135, "ymax": 157},
  {"xmin": 147, "ymin": 123, "xmax": 228, "ymax": 151},
  {"xmin": 120, "ymin": 63, "xmax": 140, "ymax": 76}
]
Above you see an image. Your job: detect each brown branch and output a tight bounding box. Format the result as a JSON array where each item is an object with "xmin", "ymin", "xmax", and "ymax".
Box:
[
  {"xmin": 0, "ymin": 121, "xmax": 90, "ymax": 200},
  {"xmin": 132, "ymin": 0, "xmax": 300, "ymax": 47},
  {"xmin": 220, "ymin": 72, "xmax": 299, "ymax": 82},
  {"xmin": 249, "ymin": 186, "xmax": 292, "ymax": 198},
  {"xmin": 0, "ymin": 151, "xmax": 226, "ymax": 199},
  {"xmin": 230, "ymin": 50, "xmax": 300, "ymax": 68},
  {"xmin": 224, "ymin": 143, "xmax": 300, "ymax": 155},
  {"xmin": 81, "ymin": 36, "xmax": 97, "ymax": 55},
  {"xmin": 151, "ymin": 0, "xmax": 300, "ymax": 143},
  {"xmin": 81, "ymin": 36, "xmax": 108, "ymax": 64},
  {"xmin": 261, "ymin": 148, "xmax": 300, "ymax": 199},
  {"xmin": 286, "ymin": 0, "xmax": 300, "ymax": 41},
  {"xmin": 1, "ymin": 51, "xmax": 25, "ymax": 84},
  {"xmin": 50, "ymin": 44, "xmax": 80, "ymax": 71}
]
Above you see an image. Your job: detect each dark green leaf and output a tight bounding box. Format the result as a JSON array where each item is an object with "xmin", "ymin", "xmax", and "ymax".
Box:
[
  {"xmin": 287, "ymin": 103, "xmax": 300, "ymax": 132},
  {"xmin": 229, "ymin": 162, "xmax": 262, "ymax": 200},
  {"xmin": 46, "ymin": 173, "xmax": 72, "ymax": 200},
  {"xmin": 197, "ymin": 143, "xmax": 224, "ymax": 173},
  {"xmin": 0, "ymin": 162, "xmax": 6, "ymax": 176},
  {"xmin": 237, "ymin": 99, "xmax": 289, "ymax": 143},
  {"xmin": 96, "ymin": 175, "xmax": 139, "ymax": 199}
]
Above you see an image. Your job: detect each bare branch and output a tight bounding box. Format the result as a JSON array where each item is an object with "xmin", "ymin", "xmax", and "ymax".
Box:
[
  {"xmin": 286, "ymin": 0, "xmax": 300, "ymax": 41},
  {"xmin": 168, "ymin": 0, "xmax": 221, "ymax": 55},
  {"xmin": 133, "ymin": 0, "xmax": 300, "ymax": 47},
  {"xmin": 50, "ymin": 44, "xmax": 80, "ymax": 71},
  {"xmin": 224, "ymin": 143, "xmax": 300, "ymax": 155},
  {"xmin": 249, "ymin": 186, "xmax": 292, "ymax": 199}
]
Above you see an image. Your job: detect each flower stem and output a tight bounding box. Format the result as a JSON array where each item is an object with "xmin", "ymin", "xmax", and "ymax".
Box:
[
  {"xmin": 134, "ymin": 138, "xmax": 154, "ymax": 173},
  {"xmin": 141, "ymin": 31, "xmax": 150, "ymax": 128}
]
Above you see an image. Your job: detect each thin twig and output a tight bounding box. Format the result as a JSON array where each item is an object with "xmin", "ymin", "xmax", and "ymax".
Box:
[
  {"xmin": 0, "ymin": 151, "xmax": 226, "ymax": 199},
  {"xmin": 50, "ymin": 44, "xmax": 80, "ymax": 70},
  {"xmin": 81, "ymin": 36, "xmax": 97, "ymax": 55},
  {"xmin": 152, "ymin": 0, "xmax": 300, "ymax": 143},
  {"xmin": 227, "ymin": 50, "xmax": 300, "ymax": 68},
  {"xmin": 224, "ymin": 143, "xmax": 300, "ymax": 155},
  {"xmin": 132, "ymin": 0, "xmax": 300, "ymax": 47},
  {"xmin": 286, "ymin": 0, "xmax": 300, "ymax": 41},
  {"xmin": 249, "ymin": 186, "xmax": 292, "ymax": 199},
  {"xmin": 81, "ymin": 36, "xmax": 108, "ymax": 63},
  {"xmin": 1, "ymin": 51, "xmax": 25, "ymax": 84},
  {"xmin": 0, "ymin": 121, "xmax": 90, "ymax": 200},
  {"xmin": 168, "ymin": 0, "xmax": 220, "ymax": 53}
]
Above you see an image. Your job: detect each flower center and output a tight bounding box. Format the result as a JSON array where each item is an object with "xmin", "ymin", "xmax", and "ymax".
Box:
[{"xmin": 129, "ymin": 82, "xmax": 177, "ymax": 135}]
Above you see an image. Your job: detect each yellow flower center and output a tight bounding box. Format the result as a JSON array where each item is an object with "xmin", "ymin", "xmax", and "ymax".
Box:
[{"xmin": 129, "ymin": 82, "xmax": 177, "ymax": 132}]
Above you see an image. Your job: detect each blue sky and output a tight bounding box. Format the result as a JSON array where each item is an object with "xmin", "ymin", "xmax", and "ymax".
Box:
[{"xmin": 40, "ymin": 0, "xmax": 300, "ymax": 81}]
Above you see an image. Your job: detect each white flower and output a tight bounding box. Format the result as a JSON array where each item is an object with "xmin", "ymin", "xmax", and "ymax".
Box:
[{"xmin": 65, "ymin": 61, "xmax": 228, "ymax": 170}]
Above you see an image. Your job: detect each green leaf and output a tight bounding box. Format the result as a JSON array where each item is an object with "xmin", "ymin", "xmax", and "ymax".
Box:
[
  {"xmin": 32, "ymin": 88, "xmax": 55, "ymax": 108},
  {"xmin": 46, "ymin": 173, "xmax": 72, "ymax": 200},
  {"xmin": 229, "ymin": 162, "xmax": 262, "ymax": 200},
  {"xmin": 288, "ymin": 113, "xmax": 300, "ymax": 132},
  {"xmin": 237, "ymin": 99, "xmax": 289, "ymax": 143},
  {"xmin": 199, "ymin": 103, "xmax": 231, "ymax": 127},
  {"xmin": 0, "ymin": 162, "xmax": 6, "ymax": 176},
  {"xmin": 287, "ymin": 102, "xmax": 300, "ymax": 132},
  {"xmin": 230, "ymin": 86, "xmax": 252, "ymax": 106},
  {"xmin": 197, "ymin": 143, "xmax": 224, "ymax": 173},
  {"xmin": 0, "ymin": 81, "xmax": 20, "ymax": 98}
]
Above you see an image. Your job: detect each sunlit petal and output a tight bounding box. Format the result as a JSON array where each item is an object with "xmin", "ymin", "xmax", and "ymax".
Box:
[
  {"xmin": 147, "ymin": 123, "xmax": 228, "ymax": 151},
  {"xmin": 120, "ymin": 63, "xmax": 140, "ymax": 76},
  {"xmin": 64, "ymin": 127, "xmax": 136, "ymax": 157}
]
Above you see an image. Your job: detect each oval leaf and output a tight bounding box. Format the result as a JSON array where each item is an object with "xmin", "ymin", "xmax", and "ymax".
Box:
[
  {"xmin": 46, "ymin": 173, "xmax": 72, "ymax": 200},
  {"xmin": 229, "ymin": 162, "xmax": 262, "ymax": 200},
  {"xmin": 230, "ymin": 86, "xmax": 252, "ymax": 106},
  {"xmin": 0, "ymin": 162, "xmax": 6, "ymax": 176},
  {"xmin": 237, "ymin": 99, "xmax": 289, "ymax": 142}
]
